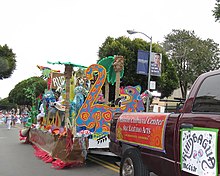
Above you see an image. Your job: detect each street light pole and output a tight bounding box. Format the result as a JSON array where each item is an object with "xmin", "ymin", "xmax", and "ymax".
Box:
[{"xmin": 127, "ymin": 30, "xmax": 152, "ymax": 112}]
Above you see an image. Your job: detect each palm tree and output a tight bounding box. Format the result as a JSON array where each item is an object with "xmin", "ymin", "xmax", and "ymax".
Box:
[
  {"xmin": 98, "ymin": 56, "xmax": 124, "ymax": 103},
  {"xmin": 113, "ymin": 56, "xmax": 124, "ymax": 100}
]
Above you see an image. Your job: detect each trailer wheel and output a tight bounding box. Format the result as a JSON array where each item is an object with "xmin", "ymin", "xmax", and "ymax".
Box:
[{"xmin": 120, "ymin": 148, "xmax": 149, "ymax": 176}]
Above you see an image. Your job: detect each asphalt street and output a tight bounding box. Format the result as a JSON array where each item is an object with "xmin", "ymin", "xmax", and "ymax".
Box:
[{"xmin": 0, "ymin": 124, "xmax": 119, "ymax": 176}]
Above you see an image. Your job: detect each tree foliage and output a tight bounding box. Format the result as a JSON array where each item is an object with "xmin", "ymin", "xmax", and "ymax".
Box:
[
  {"xmin": 163, "ymin": 29, "xmax": 220, "ymax": 98},
  {"xmin": 213, "ymin": 0, "xmax": 220, "ymax": 22},
  {"xmin": 8, "ymin": 77, "xmax": 47, "ymax": 106},
  {"xmin": 98, "ymin": 36, "xmax": 178, "ymax": 98},
  {"xmin": 0, "ymin": 97, "xmax": 16, "ymax": 111},
  {"xmin": 0, "ymin": 44, "xmax": 16, "ymax": 80}
]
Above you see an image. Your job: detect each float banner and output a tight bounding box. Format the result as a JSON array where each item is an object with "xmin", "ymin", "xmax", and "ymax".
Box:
[
  {"xmin": 137, "ymin": 50, "xmax": 149, "ymax": 75},
  {"xmin": 51, "ymin": 72, "xmax": 65, "ymax": 90},
  {"xmin": 181, "ymin": 127, "xmax": 218, "ymax": 176},
  {"xmin": 116, "ymin": 113, "xmax": 169, "ymax": 152}
]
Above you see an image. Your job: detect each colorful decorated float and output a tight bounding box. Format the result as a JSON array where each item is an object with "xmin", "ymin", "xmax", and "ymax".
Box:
[{"xmin": 20, "ymin": 56, "xmax": 146, "ymax": 169}]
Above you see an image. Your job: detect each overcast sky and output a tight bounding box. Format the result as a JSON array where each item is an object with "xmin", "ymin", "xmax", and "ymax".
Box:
[{"xmin": 0, "ymin": 0, "xmax": 219, "ymax": 99}]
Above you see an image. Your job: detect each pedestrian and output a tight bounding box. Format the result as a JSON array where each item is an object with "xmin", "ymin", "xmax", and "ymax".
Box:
[
  {"xmin": 11, "ymin": 112, "xmax": 16, "ymax": 127},
  {"xmin": 6, "ymin": 112, "xmax": 12, "ymax": 130},
  {"xmin": 22, "ymin": 113, "xmax": 29, "ymax": 127}
]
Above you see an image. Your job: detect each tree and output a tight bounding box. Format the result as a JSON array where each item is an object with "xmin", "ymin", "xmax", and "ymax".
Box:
[
  {"xmin": 0, "ymin": 97, "xmax": 16, "ymax": 111},
  {"xmin": 213, "ymin": 0, "xmax": 220, "ymax": 22},
  {"xmin": 98, "ymin": 36, "xmax": 178, "ymax": 99},
  {"xmin": 8, "ymin": 77, "xmax": 47, "ymax": 106},
  {"xmin": 0, "ymin": 44, "xmax": 16, "ymax": 79},
  {"xmin": 163, "ymin": 29, "xmax": 220, "ymax": 98}
]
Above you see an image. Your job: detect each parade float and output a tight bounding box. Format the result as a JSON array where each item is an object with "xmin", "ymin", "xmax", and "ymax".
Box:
[{"xmin": 19, "ymin": 55, "xmax": 147, "ymax": 169}]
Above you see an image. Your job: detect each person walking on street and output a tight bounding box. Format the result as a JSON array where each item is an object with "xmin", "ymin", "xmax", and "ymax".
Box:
[
  {"xmin": 11, "ymin": 112, "xmax": 16, "ymax": 127},
  {"xmin": 6, "ymin": 112, "xmax": 12, "ymax": 130}
]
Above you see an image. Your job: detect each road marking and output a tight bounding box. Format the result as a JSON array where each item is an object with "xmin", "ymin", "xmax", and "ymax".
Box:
[
  {"xmin": 88, "ymin": 155, "xmax": 119, "ymax": 173},
  {"xmin": 88, "ymin": 155, "xmax": 120, "ymax": 170}
]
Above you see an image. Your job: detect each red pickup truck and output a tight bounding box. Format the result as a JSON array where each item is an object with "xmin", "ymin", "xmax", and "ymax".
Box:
[{"xmin": 110, "ymin": 69, "xmax": 220, "ymax": 176}]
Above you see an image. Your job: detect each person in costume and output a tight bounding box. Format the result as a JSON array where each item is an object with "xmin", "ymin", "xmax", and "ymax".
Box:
[
  {"xmin": 36, "ymin": 101, "xmax": 45, "ymax": 128},
  {"xmin": 6, "ymin": 111, "xmax": 12, "ymax": 130},
  {"xmin": 54, "ymin": 91, "xmax": 64, "ymax": 103},
  {"xmin": 71, "ymin": 77, "xmax": 89, "ymax": 118}
]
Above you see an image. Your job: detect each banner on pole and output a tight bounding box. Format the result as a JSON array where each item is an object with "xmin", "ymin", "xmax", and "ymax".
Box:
[
  {"xmin": 137, "ymin": 50, "xmax": 149, "ymax": 75},
  {"xmin": 151, "ymin": 53, "xmax": 162, "ymax": 77}
]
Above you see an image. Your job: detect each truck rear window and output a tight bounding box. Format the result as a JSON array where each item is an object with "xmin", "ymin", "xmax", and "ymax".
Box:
[{"xmin": 192, "ymin": 74, "xmax": 220, "ymax": 113}]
